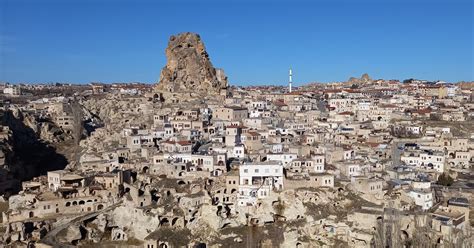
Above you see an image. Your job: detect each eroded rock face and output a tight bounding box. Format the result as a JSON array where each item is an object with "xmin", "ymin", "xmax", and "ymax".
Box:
[
  {"xmin": 348, "ymin": 73, "xmax": 372, "ymax": 85},
  {"xmin": 0, "ymin": 109, "xmax": 70, "ymax": 195},
  {"xmin": 57, "ymin": 224, "xmax": 83, "ymax": 244},
  {"xmin": 155, "ymin": 32, "xmax": 228, "ymax": 94}
]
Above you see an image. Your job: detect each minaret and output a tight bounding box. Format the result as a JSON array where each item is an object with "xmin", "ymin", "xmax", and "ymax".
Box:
[{"xmin": 289, "ymin": 68, "xmax": 293, "ymax": 93}]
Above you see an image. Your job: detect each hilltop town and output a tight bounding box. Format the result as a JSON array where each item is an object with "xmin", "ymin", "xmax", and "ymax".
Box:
[{"xmin": 0, "ymin": 33, "xmax": 473, "ymax": 247}]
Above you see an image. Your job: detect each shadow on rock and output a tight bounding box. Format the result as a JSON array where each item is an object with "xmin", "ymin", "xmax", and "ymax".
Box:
[{"xmin": 2, "ymin": 110, "xmax": 68, "ymax": 193}]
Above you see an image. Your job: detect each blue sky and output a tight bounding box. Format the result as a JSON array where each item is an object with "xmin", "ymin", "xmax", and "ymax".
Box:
[{"xmin": 0, "ymin": 0, "xmax": 472, "ymax": 85}]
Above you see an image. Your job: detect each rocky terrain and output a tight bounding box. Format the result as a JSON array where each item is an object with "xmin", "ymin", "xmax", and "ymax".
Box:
[
  {"xmin": 1, "ymin": 31, "xmax": 472, "ymax": 248},
  {"xmin": 0, "ymin": 101, "xmax": 93, "ymax": 195},
  {"xmin": 0, "ymin": 109, "xmax": 70, "ymax": 195},
  {"xmin": 80, "ymin": 95, "xmax": 152, "ymax": 131},
  {"xmin": 348, "ymin": 73, "xmax": 372, "ymax": 86},
  {"xmin": 43, "ymin": 181, "xmax": 381, "ymax": 247},
  {"xmin": 154, "ymin": 32, "xmax": 228, "ymax": 94}
]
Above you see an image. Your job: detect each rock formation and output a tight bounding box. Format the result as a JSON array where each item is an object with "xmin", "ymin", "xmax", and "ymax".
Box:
[
  {"xmin": 348, "ymin": 73, "xmax": 372, "ymax": 85},
  {"xmin": 155, "ymin": 32, "xmax": 228, "ymax": 94},
  {"xmin": 0, "ymin": 104, "xmax": 93, "ymax": 195}
]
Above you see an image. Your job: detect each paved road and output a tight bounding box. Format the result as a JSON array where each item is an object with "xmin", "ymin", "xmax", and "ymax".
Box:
[
  {"xmin": 390, "ymin": 137, "xmax": 428, "ymax": 168},
  {"xmin": 390, "ymin": 139, "xmax": 407, "ymax": 167},
  {"xmin": 39, "ymin": 202, "xmax": 121, "ymax": 248}
]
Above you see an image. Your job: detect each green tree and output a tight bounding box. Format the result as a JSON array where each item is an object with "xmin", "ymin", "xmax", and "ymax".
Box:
[
  {"xmin": 403, "ymin": 78, "xmax": 414, "ymax": 84},
  {"xmin": 437, "ymin": 173, "xmax": 454, "ymax": 186}
]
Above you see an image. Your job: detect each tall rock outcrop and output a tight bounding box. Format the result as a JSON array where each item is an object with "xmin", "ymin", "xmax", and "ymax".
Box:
[
  {"xmin": 155, "ymin": 32, "xmax": 228, "ymax": 94},
  {"xmin": 347, "ymin": 73, "xmax": 373, "ymax": 86}
]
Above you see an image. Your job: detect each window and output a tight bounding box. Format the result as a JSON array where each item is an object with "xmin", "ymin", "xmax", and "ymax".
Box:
[
  {"xmin": 255, "ymin": 169, "xmax": 259, "ymax": 173},
  {"xmin": 244, "ymin": 169, "xmax": 248, "ymax": 173}
]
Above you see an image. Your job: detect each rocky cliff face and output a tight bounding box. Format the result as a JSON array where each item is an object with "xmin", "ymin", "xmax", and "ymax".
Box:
[
  {"xmin": 155, "ymin": 32, "xmax": 228, "ymax": 94},
  {"xmin": 0, "ymin": 108, "xmax": 77, "ymax": 196},
  {"xmin": 348, "ymin": 73, "xmax": 372, "ymax": 85}
]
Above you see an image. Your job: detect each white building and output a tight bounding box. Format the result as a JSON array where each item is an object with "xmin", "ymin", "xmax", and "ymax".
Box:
[
  {"xmin": 408, "ymin": 189, "xmax": 433, "ymax": 210},
  {"xmin": 238, "ymin": 161, "xmax": 284, "ymax": 206},
  {"xmin": 249, "ymin": 100, "xmax": 267, "ymax": 110},
  {"xmin": 328, "ymin": 98, "xmax": 356, "ymax": 113},
  {"xmin": 3, "ymin": 86, "xmax": 21, "ymax": 96},
  {"xmin": 47, "ymin": 170, "xmax": 65, "ymax": 191},
  {"xmin": 231, "ymin": 144, "xmax": 245, "ymax": 159},
  {"xmin": 446, "ymin": 85, "xmax": 457, "ymax": 97},
  {"xmin": 406, "ymin": 126, "xmax": 422, "ymax": 135},
  {"xmin": 267, "ymin": 143, "xmax": 283, "ymax": 153},
  {"xmin": 420, "ymin": 152, "xmax": 445, "ymax": 172},
  {"xmin": 266, "ymin": 153, "xmax": 297, "ymax": 166},
  {"xmin": 401, "ymin": 150, "xmax": 445, "ymax": 172},
  {"xmin": 312, "ymin": 155, "xmax": 325, "ymax": 173}
]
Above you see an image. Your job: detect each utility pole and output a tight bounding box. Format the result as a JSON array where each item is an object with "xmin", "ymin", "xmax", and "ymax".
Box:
[{"xmin": 289, "ymin": 68, "xmax": 293, "ymax": 93}]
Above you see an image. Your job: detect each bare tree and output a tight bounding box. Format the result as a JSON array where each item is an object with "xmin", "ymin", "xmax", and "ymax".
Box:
[
  {"xmin": 443, "ymin": 224, "xmax": 473, "ymax": 248},
  {"xmin": 410, "ymin": 213, "xmax": 433, "ymax": 248}
]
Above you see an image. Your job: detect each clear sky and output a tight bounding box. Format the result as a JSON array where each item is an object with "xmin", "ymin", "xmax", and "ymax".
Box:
[{"xmin": 0, "ymin": 0, "xmax": 472, "ymax": 85}]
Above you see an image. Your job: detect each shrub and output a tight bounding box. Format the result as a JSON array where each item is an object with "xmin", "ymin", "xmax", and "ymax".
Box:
[{"xmin": 437, "ymin": 173, "xmax": 454, "ymax": 186}]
